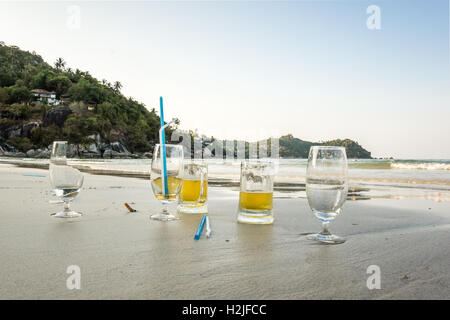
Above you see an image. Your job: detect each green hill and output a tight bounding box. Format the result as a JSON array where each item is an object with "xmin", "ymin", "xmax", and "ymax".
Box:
[
  {"xmin": 279, "ymin": 134, "xmax": 372, "ymax": 159},
  {"xmin": 0, "ymin": 42, "xmax": 172, "ymax": 156}
]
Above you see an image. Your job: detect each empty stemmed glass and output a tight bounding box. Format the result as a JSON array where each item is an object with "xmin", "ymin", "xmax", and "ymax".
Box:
[
  {"xmin": 150, "ymin": 144, "xmax": 184, "ymax": 221},
  {"xmin": 306, "ymin": 146, "xmax": 348, "ymax": 244},
  {"xmin": 49, "ymin": 141, "xmax": 84, "ymax": 218}
]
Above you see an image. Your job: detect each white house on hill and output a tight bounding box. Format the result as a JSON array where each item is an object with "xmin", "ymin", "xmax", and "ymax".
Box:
[{"xmin": 31, "ymin": 89, "xmax": 60, "ymax": 105}]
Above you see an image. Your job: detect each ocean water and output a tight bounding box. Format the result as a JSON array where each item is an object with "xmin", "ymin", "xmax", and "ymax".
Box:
[{"xmin": 2, "ymin": 157, "xmax": 450, "ymax": 200}]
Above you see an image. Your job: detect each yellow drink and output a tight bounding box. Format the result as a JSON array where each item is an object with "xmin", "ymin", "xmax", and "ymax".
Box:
[
  {"xmin": 151, "ymin": 176, "xmax": 182, "ymax": 201},
  {"xmin": 180, "ymin": 179, "xmax": 208, "ymax": 204},
  {"xmin": 238, "ymin": 192, "xmax": 273, "ymax": 212}
]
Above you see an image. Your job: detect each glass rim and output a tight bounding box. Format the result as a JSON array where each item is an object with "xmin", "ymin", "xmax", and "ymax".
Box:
[{"xmin": 310, "ymin": 146, "xmax": 346, "ymax": 151}]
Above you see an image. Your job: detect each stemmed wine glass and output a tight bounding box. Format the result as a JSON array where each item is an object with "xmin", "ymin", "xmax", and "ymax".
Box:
[
  {"xmin": 49, "ymin": 141, "xmax": 84, "ymax": 218},
  {"xmin": 306, "ymin": 146, "xmax": 348, "ymax": 244},
  {"xmin": 150, "ymin": 144, "xmax": 183, "ymax": 221}
]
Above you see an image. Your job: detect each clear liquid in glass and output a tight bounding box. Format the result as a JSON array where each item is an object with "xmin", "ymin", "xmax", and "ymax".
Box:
[{"xmin": 306, "ymin": 177, "xmax": 348, "ymax": 222}]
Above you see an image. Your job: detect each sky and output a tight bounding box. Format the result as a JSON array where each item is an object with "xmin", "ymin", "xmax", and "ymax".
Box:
[{"xmin": 0, "ymin": 0, "xmax": 449, "ymax": 158}]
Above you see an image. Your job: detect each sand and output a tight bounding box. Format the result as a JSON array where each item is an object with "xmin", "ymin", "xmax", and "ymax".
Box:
[{"xmin": 0, "ymin": 163, "xmax": 449, "ymax": 299}]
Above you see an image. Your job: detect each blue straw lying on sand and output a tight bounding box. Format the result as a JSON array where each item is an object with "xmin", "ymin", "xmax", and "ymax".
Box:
[
  {"xmin": 22, "ymin": 174, "xmax": 46, "ymax": 178},
  {"xmin": 194, "ymin": 214, "xmax": 207, "ymax": 240},
  {"xmin": 159, "ymin": 96, "xmax": 169, "ymax": 197}
]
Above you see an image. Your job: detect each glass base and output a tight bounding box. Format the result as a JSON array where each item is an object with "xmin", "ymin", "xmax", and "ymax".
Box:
[
  {"xmin": 150, "ymin": 213, "xmax": 179, "ymax": 221},
  {"xmin": 306, "ymin": 233, "xmax": 346, "ymax": 244},
  {"xmin": 51, "ymin": 211, "xmax": 82, "ymax": 218},
  {"xmin": 177, "ymin": 204, "xmax": 208, "ymax": 214},
  {"xmin": 237, "ymin": 209, "xmax": 273, "ymax": 224}
]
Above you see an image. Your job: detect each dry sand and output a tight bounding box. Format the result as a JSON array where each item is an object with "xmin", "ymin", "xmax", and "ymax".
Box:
[{"xmin": 0, "ymin": 163, "xmax": 449, "ymax": 299}]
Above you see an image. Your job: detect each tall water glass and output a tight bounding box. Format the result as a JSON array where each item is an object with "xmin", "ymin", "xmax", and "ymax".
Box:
[{"xmin": 306, "ymin": 146, "xmax": 348, "ymax": 244}]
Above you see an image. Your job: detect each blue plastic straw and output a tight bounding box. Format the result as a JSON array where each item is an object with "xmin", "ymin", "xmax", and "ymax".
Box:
[
  {"xmin": 194, "ymin": 214, "xmax": 207, "ymax": 240},
  {"xmin": 159, "ymin": 96, "xmax": 169, "ymax": 196}
]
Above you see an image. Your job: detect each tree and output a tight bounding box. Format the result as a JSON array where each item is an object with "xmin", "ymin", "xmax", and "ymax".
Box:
[
  {"xmin": 0, "ymin": 87, "xmax": 8, "ymax": 104},
  {"xmin": 6, "ymin": 136, "xmax": 33, "ymax": 152},
  {"xmin": 68, "ymin": 78, "xmax": 104, "ymax": 104},
  {"xmin": 30, "ymin": 126, "xmax": 61, "ymax": 147},
  {"xmin": 125, "ymin": 118, "xmax": 150, "ymax": 153},
  {"xmin": 113, "ymin": 81, "xmax": 122, "ymax": 93},
  {"xmin": 63, "ymin": 115, "xmax": 100, "ymax": 155},
  {"xmin": 30, "ymin": 69, "xmax": 56, "ymax": 90},
  {"xmin": 47, "ymin": 74, "xmax": 71, "ymax": 98},
  {"xmin": 5, "ymin": 86, "xmax": 31, "ymax": 104},
  {"xmin": 54, "ymin": 57, "xmax": 66, "ymax": 71}
]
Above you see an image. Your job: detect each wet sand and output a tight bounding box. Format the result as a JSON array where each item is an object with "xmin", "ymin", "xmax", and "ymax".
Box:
[{"xmin": 0, "ymin": 163, "xmax": 449, "ymax": 299}]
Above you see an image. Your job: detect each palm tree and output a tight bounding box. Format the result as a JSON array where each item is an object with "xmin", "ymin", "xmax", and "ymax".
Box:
[
  {"xmin": 54, "ymin": 57, "xmax": 66, "ymax": 71},
  {"xmin": 113, "ymin": 81, "xmax": 122, "ymax": 93}
]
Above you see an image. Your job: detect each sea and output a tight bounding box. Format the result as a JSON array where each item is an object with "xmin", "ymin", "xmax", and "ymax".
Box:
[{"xmin": 2, "ymin": 157, "xmax": 450, "ymax": 201}]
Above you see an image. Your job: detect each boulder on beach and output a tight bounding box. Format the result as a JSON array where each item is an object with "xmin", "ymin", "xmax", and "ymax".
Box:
[{"xmin": 26, "ymin": 149, "xmax": 36, "ymax": 158}]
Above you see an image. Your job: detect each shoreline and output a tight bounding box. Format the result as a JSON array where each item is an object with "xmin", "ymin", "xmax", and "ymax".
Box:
[{"xmin": 3, "ymin": 159, "xmax": 450, "ymax": 193}]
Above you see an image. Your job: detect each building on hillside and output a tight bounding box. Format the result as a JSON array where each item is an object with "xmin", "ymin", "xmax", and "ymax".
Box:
[{"xmin": 31, "ymin": 89, "xmax": 60, "ymax": 105}]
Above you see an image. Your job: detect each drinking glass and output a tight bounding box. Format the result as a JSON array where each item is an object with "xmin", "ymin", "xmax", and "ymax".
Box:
[
  {"xmin": 150, "ymin": 144, "xmax": 184, "ymax": 221},
  {"xmin": 177, "ymin": 160, "xmax": 208, "ymax": 214},
  {"xmin": 237, "ymin": 161, "xmax": 274, "ymax": 224},
  {"xmin": 306, "ymin": 146, "xmax": 348, "ymax": 244},
  {"xmin": 49, "ymin": 141, "xmax": 84, "ymax": 218}
]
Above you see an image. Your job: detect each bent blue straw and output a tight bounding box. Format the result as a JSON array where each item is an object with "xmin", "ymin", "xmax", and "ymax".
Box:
[
  {"xmin": 194, "ymin": 214, "xmax": 207, "ymax": 240},
  {"xmin": 159, "ymin": 96, "xmax": 169, "ymax": 197}
]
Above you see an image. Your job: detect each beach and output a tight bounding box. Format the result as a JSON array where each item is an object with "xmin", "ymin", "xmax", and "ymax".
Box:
[{"xmin": 0, "ymin": 161, "xmax": 450, "ymax": 299}]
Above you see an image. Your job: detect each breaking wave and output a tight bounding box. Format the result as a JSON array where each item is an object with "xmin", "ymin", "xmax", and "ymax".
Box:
[{"xmin": 391, "ymin": 162, "xmax": 450, "ymax": 171}]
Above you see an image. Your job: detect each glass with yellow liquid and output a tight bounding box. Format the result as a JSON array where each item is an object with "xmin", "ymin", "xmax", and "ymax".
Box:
[
  {"xmin": 150, "ymin": 144, "xmax": 184, "ymax": 221},
  {"xmin": 237, "ymin": 161, "xmax": 274, "ymax": 224},
  {"xmin": 177, "ymin": 161, "xmax": 208, "ymax": 214}
]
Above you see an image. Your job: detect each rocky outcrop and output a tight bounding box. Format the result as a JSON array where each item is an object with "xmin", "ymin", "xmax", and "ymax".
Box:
[
  {"xmin": 0, "ymin": 138, "xmax": 147, "ymax": 159},
  {"xmin": 22, "ymin": 122, "xmax": 40, "ymax": 138},
  {"xmin": 111, "ymin": 141, "xmax": 130, "ymax": 154},
  {"xmin": 0, "ymin": 142, "xmax": 17, "ymax": 153},
  {"xmin": 26, "ymin": 149, "xmax": 36, "ymax": 157},
  {"xmin": 36, "ymin": 148, "xmax": 50, "ymax": 158},
  {"xmin": 4, "ymin": 125, "xmax": 22, "ymax": 139},
  {"xmin": 43, "ymin": 105, "xmax": 72, "ymax": 127}
]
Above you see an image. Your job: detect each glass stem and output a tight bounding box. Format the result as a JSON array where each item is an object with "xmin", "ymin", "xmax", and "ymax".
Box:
[
  {"xmin": 162, "ymin": 204, "xmax": 169, "ymax": 215},
  {"xmin": 63, "ymin": 199, "xmax": 71, "ymax": 212},
  {"xmin": 321, "ymin": 221, "xmax": 331, "ymax": 235}
]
